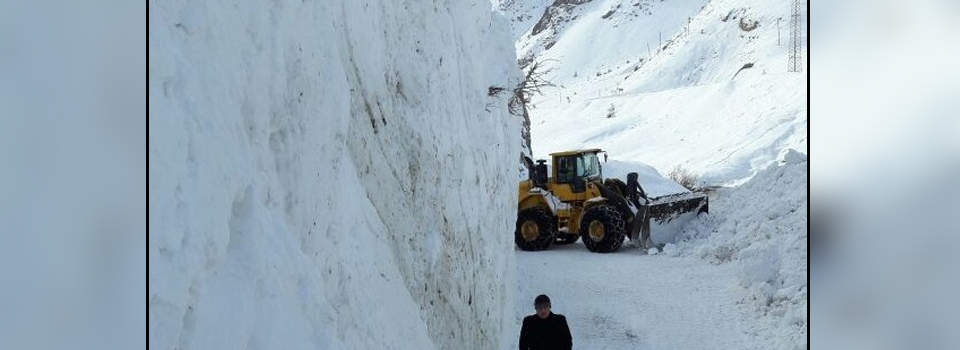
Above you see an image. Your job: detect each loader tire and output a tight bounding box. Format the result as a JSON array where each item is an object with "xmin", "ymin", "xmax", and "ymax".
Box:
[
  {"xmin": 555, "ymin": 234, "xmax": 579, "ymax": 245},
  {"xmin": 580, "ymin": 204, "xmax": 626, "ymax": 253},
  {"xmin": 515, "ymin": 208, "xmax": 556, "ymax": 251}
]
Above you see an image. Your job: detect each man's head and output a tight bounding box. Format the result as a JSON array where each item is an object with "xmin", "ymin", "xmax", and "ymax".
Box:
[{"xmin": 534, "ymin": 294, "xmax": 551, "ymax": 319}]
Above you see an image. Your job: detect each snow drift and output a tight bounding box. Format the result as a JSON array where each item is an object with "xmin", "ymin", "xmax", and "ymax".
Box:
[
  {"xmin": 149, "ymin": 1, "xmax": 522, "ymax": 349},
  {"xmin": 665, "ymin": 150, "xmax": 807, "ymax": 348}
]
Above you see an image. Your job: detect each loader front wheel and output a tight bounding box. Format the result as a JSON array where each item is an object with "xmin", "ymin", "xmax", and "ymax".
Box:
[
  {"xmin": 515, "ymin": 208, "xmax": 556, "ymax": 251},
  {"xmin": 580, "ymin": 204, "xmax": 626, "ymax": 253}
]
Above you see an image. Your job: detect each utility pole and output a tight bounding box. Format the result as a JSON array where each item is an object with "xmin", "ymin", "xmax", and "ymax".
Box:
[
  {"xmin": 788, "ymin": 0, "xmax": 802, "ymax": 72},
  {"xmin": 777, "ymin": 17, "xmax": 782, "ymax": 46}
]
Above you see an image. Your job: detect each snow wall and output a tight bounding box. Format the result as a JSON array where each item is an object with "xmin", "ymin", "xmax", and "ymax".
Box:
[{"xmin": 149, "ymin": 1, "xmax": 522, "ymax": 349}]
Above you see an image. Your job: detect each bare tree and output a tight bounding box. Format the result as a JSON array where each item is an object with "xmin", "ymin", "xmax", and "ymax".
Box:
[
  {"xmin": 668, "ymin": 165, "xmax": 702, "ymax": 191},
  {"xmin": 489, "ymin": 60, "xmax": 555, "ymax": 157},
  {"xmin": 508, "ymin": 60, "xmax": 555, "ymax": 117}
]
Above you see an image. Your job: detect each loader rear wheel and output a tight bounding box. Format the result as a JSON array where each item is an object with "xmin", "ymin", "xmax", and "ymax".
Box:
[
  {"xmin": 515, "ymin": 208, "xmax": 556, "ymax": 251},
  {"xmin": 579, "ymin": 204, "xmax": 626, "ymax": 253}
]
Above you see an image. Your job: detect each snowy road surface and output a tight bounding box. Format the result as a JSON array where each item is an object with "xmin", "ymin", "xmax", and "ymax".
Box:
[{"xmin": 515, "ymin": 242, "xmax": 780, "ymax": 350}]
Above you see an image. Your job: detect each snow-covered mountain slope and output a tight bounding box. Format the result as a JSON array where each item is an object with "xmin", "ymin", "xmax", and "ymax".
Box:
[
  {"xmin": 495, "ymin": 0, "xmax": 553, "ymax": 40},
  {"xmin": 500, "ymin": 0, "xmax": 807, "ymax": 185},
  {"xmin": 149, "ymin": 1, "xmax": 522, "ymax": 349}
]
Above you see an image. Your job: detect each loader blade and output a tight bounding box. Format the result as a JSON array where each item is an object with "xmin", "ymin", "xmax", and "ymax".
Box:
[
  {"xmin": 644, "ymin": 192, "xmax": 709, "ymax": 245},
  {"xmin": 648, "ymin": 192, "xmax": 709, "ymax": 220}
]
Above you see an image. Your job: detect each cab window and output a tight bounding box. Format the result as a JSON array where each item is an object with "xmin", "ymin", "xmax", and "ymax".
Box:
[{"xmin": 556, "ymin": 156, "xmax": 577, "ymax": 183}]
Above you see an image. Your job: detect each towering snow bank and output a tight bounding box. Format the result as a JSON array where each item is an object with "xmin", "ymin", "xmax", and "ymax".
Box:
[
  {"xmin": 149, "ymin": 1, "xmax": 521, "ymax": 349},
  {"xmin": 665, "ymin": 149, "xmax": 807, "ymax": 349}
]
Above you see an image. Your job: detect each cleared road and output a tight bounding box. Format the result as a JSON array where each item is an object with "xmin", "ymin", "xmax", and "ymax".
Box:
[{"xmin": 514, "ymin": 241, "xmax": 781, "ymax": 350}]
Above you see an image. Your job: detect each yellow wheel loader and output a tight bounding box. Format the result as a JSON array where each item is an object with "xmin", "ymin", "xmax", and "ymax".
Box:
[{"xmin": 516, "ymin": 149, "xmax": 708, "ymax": 253}]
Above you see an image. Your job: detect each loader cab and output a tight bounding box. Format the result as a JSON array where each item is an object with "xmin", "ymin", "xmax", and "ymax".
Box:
[{"xmin": 549, "ymin": 149, "xmax": 603, "ymax": 193}]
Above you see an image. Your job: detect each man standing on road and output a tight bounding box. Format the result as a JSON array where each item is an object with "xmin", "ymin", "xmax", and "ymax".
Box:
[{"xmin": 519, "ymin": 294, "xmax": 573, "ymax": 350}]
